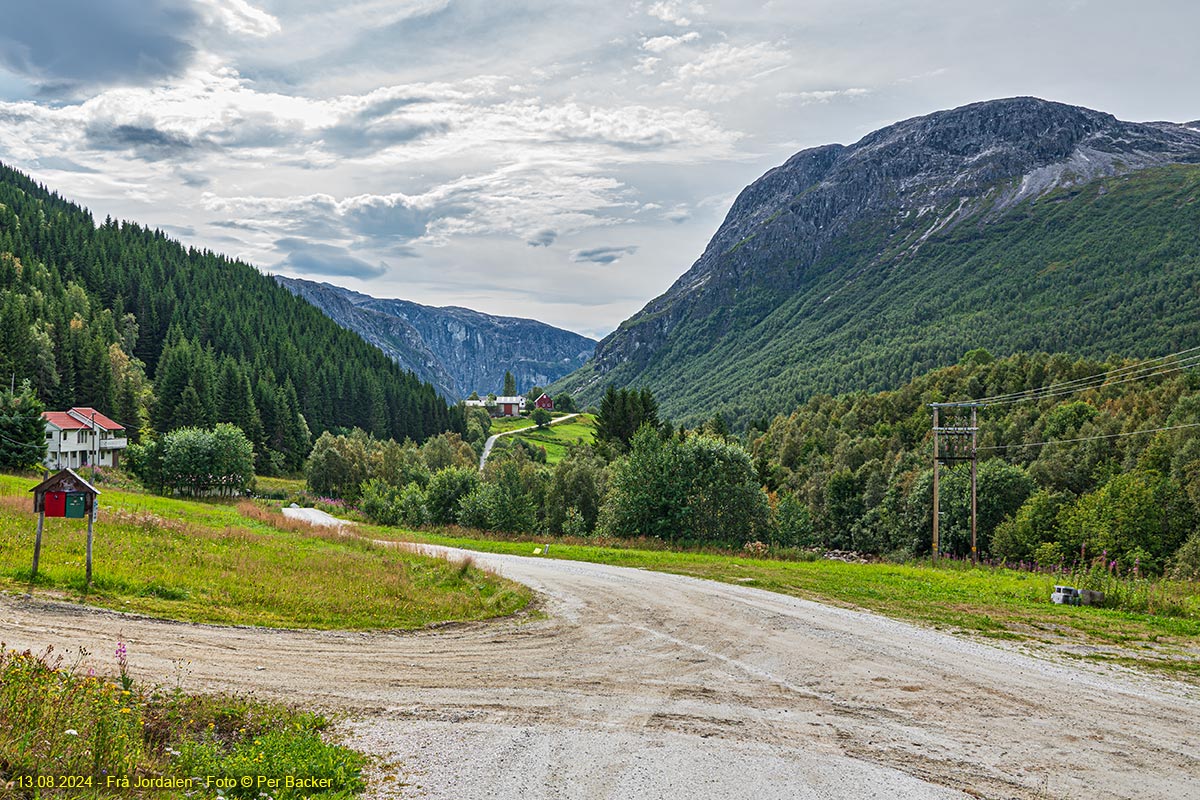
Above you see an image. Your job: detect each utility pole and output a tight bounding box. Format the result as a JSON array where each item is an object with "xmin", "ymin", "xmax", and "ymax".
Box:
[
  {"xmin": 91, "ymin": 410, "xmax": 98, "ymax": 484},
  {"xmin": 930, "ymin": 402, "xmax": 983, "ymax": 565},
  {"xmin": 932, "ymin": 406, "xmax": 939, "ymax": 563}
]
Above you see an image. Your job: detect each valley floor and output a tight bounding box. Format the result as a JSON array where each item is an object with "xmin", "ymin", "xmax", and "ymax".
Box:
[{"xmin": 2, "ymin": 545, "xmax": 1197, "ymax": 800}]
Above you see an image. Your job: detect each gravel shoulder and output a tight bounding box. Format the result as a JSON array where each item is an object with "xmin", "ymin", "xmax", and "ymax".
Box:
[
  {"xmin": 281, "ymin": 506, "xmax": 355, "ymax": 528},
  {"xmin": 2, "ymin": 543, "xmax": 1197, "ymax": 799}
]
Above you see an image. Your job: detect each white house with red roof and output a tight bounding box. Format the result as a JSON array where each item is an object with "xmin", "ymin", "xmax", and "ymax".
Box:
[{"xmin": 42, "ymin": 407, "xmax": 128, "ymax": 470}]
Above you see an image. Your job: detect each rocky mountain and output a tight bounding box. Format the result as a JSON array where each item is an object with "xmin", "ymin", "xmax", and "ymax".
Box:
[
  {"xmin": 277, "ymin": 277, "xmax": 595, "ymax": 400},
  {"xmin": 553, "ymin": 97, "xmax": 1200, "ymax": 426}
]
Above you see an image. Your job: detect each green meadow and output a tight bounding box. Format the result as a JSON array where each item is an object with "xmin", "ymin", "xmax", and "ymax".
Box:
[
  {"xmin": 501, "ymin": 414, "xmax": 597, "ymax": 463},
  {"xmin": 0, "ymin": 473, "xmax": 529, "ymax": 630}
]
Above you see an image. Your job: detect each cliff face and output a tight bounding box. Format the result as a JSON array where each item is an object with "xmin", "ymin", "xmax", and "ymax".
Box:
[
  {"xmin": 277, "ymin": 277, "xmax": 595, "ymax": 399},
  {"xmin": 553, "ymin": 98, "xmax": 1200, "ymax": 422}
]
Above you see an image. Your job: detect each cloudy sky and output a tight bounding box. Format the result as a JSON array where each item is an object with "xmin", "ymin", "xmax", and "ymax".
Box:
[{"xmin": 1, "ymin": 1, "xmax": 1197, "ymax": 338}]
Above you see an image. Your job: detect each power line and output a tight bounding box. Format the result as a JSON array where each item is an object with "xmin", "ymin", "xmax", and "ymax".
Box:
[
  {"xmin": 970, "ymin": 346, "xmax": 1200, "ymax": 406},
  {"xmin": 983, "ymin": 355, "xmax": 1200, "ymax": 407},
  {"xmin": 0, "ymin": 424, "xmax": 47, "ymax": 454},
  {"xmin": 971, "ymin": 344, "xmax": 1200, "ymax": 403},
  {"xmin": 977, "ymin": 421, "xmax": 1200, "ymax": 453}
]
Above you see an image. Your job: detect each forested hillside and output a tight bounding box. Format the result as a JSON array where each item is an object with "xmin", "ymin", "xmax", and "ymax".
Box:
[
  {"xmin": 751, "ymin": 349, "xmax": 1200, "ymax": 574},
  {"xmin": 553, "ymin": 99, "xmax": 1200, "ymax": 427},
  {"xmin": 0, "ymin": 162, "xmax": 457, "ymax": 472},
  {"xmin": 318, "ymin": 348, "xmax": 1200, "ymax": 578}
]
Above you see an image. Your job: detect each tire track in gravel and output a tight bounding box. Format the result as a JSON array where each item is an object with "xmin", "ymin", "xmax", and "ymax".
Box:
[{"xmin": 2, "ymin": 543, "xmax": 1198, "ymax": 800}]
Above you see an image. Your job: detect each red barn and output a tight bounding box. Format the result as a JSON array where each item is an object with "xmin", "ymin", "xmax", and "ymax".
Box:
[{"xmin": 535, "ymin": 393, "xmax": 554, "ymax": 411}]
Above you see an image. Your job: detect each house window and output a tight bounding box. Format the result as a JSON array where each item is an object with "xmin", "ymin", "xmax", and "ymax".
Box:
[{"xmin": 77, "ymin": 431, "xmax": 88, "ymax": 444}]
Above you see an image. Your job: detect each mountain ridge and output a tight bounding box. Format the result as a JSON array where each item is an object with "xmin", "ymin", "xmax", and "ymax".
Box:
[
  {"xmin": 553, "ymin": 97, "xmax": 1200, "ymax": 425},
  {"xmin": 277, "ymin": 276, "xmax": 595, "ymax": 399}
]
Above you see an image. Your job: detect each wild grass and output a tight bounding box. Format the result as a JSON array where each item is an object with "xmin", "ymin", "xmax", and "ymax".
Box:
[
  {"xmin": 0, "ymin": 474, "xmax": 529, "ymax": 630},
  {"xmin": 251, "ymin": 475, "xmax": 307, "ymax": 500},
  {"xmin": 0, "ymin": 645, "xmax": 364, "ymax": 799}
]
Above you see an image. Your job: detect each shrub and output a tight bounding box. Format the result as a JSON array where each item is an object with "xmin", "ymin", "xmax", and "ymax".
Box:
[
  {"xmin": 427, "ymin": 467, "xmax": 480, "ymax": 524},
  {"xmin": 129, "ymin": 424, "xmax": 254, "ymax": 497},
  {"xmin": 773, "ymin": 492, "xmax": 815, "ymax": 548},
  {"xmin": 398, "ymin": 483, "xmax": 430, "ymax": 527},
  {"xmin": 1170, "ymin": 531, "xmax": 1200, "ymax": 581},
  {"xmin": 561, "ymin": 506, "xmax": 589, "ymax": 538},
  {"xmin": 359, "ymin": 478, "xmax": 402, "ymax": 526}
]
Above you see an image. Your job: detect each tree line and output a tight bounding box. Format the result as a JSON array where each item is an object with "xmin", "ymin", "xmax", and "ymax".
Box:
[
  {"xmin": 0, "ymin": 161, "xmax": 458, "ymax": 471},
  {"xmin": 308, "ymin": 362, "xmax": 1200, "ymax": 581}
]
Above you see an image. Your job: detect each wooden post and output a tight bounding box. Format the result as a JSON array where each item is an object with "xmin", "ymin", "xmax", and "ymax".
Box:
[
  {"xmin": 86, "ymin": 504, "xmax": 94, "ymax": 587},
  {"xmin": 932, "ymin": 406, "xmax": 939, "ymax": 564},
  {"xmin": 33, "ymin": 512, "xmax": 44, "ymax": 580},
  {"xmin": 970, "ymin": 405, "xmax": 978, "ymax": 566}
]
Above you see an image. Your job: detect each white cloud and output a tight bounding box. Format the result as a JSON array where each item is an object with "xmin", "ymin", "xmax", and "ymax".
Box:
[
  {"xmin": 642, "ymin": 32, "xmax": 700, "ymax": 53},
  {"xmin": 195, "ymin": 0, "xmax": 281, "ymax": 37},
  {"xmin": 647, "ymin": 0, "xmax": 706, "ymax": 27},
  {"xmin": 635, "ymin": 56, "xmax": 661, "ymax": 75},
  {"xmin": 777, "ymin": 88, "xmax": 871, "ymax": 105},
  {"xmin": 664, "ymin": 40, "xmax": 792, "ymax": 103}
]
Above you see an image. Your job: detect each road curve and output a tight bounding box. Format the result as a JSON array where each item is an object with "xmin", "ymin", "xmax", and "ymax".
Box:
[
  {"xmin": 1, "ymin": 545, "xmax": 1197, "ymax": 800},
  {"xmin": 479, "ymin": 413, "xmax": 580, "ymax": 469}
]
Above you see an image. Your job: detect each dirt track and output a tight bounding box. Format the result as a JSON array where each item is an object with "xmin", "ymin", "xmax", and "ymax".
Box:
[{"xmin": 2, "ymin": 544, "xmax": 1198, "ymax": 799}]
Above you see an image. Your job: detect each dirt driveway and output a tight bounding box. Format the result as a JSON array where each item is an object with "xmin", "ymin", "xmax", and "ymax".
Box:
[{"xmin": 2, "ymin": 544, "xmax": 1197, "ymax": 799}]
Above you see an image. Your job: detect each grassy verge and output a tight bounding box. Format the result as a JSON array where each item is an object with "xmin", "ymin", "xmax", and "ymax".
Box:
[
  {"xmin": 370, "ymin": 525, "xmax": 1200, "ymax": 679},
  {"xmin": 252, "ymin": 475, "xmax": 307, "ymax": 499},
  {"xmin": 0, "ymin": 473, "xmax": 529, "ymax": 630},
  {"xmin": 506, "ymin": 415, "xmax": 596, "ymax": 464},
  {"xmin": 0, "ymin": 645, "xmax": 364, "ymax": 799}
]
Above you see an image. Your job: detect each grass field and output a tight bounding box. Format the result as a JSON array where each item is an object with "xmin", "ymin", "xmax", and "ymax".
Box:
[
  {"xmin": 505, "ymin": 415, "xmax": 596, "ymax": 464},
  {"xmin": 369, "ymin": 525, "xmax": 1200, "ymax": 679},
  {"xmin": 252, "ymin": 474, "xmax": 307, "ymax": 499},
  {"xmin": 0, "ymin": 473, "xmax": 529, "ymax": 629},
  {"xmin": 488, "ymin": 416, "xmax": 539, "ymax": 433},
  {"xmin": 1, "ymin": 645, "xmax": 366, "ymax": 799}
]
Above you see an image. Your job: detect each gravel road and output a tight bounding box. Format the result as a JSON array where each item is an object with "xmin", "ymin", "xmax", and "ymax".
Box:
[
  {"xmin": 281, "ymin": 506, "xmax": 355, "ymax": 528},
  {"xmin": 2, "ymin": 544, "xmax": 1197, "ymax": 799}
]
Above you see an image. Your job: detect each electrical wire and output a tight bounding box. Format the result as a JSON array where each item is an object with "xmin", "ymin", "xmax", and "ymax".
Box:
[
  {"xmin": 982, "ymin": 355, "xmax": 1200, "ymax": 407},
  {"xmin": 969, "ymin": 345, "xmax": 1200, "ymax": 406},
  {"xmin": 970, "ymin": 343, "xmax": 1200, "ymax": 403},
  {"xmin": 976, "ymin": 421, "xmax": 1200, "ymax": 452}
]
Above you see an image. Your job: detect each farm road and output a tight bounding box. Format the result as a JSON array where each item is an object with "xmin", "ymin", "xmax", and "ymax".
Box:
[
  {"xmin": 2, "ymin": 545, "xmax": 1198, "ymax": 799},
  {"xmin": 479, "ymin": 412, "xmax": 579, "ymax": 469}
]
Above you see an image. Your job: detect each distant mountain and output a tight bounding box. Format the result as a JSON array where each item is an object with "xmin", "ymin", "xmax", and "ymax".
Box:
[
  {"xmin": 552, "ymin": 97, "xmax": 1200, "ymax": 426},
  {"xmin": 276, "ymin": 277, "xmax": 596, "ymax": 399}
]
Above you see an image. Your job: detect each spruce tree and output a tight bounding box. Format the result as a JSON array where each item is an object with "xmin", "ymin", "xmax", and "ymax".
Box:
[{"xmin": 0, "ymin": 381, "xmax": 47, "ymax": 469}]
